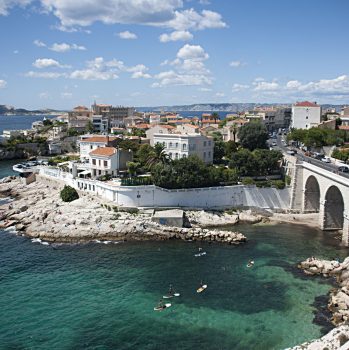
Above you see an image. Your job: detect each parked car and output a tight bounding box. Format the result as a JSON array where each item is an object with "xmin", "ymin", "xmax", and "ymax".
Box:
[
  {"xmin": 338, "ymin": 166, "xmax": 349, "ymax": 173},
  {"xmin": 287, "ymin": 150, "xmax": 296, "ymax": 155},
  {"xmin": 321, "ymin": 157, "xmax": 331, "ymax": 163}
]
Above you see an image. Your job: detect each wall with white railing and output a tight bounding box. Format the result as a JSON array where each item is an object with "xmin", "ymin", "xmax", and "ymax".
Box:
[{"xmin": 39, "ymin": 167, "xmax": 290, "ymax": 210}]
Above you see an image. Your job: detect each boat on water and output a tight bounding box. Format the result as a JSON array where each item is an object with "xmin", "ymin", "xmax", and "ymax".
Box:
[{"xmin": 12, "ymin": 160, "xmax": 46, "ymax": 174}]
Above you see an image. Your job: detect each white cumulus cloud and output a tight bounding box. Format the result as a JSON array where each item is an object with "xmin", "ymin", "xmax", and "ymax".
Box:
[
  {"xmin": 33, "ymin": 39, "xmax": 46, "ymax": 47},
  {"xmin": 40, "ymin": 0, "xmax": 183, "ymax": 27},
  {"xmin": 177, "ymin": 44, "xmax": 209, "ymax": 60},
  {"xmin": 154, "ymin": 44, "xmax": 212, "ymax": 87},
  {"xmin": 232, "ymin": 83, "xmax": 249, "ymax": 92},
  {"xmin": 0, "ymin": 79, "xmax": 7, "ymax": 88},
  {"xmin": 0, "ymin": 0, "xmax": 31, "ymax": 15},
  {"xmin": 69, "ymin": 57, "xmax": 151, "ymax": 81},
  {"xmin": 33, "ymin": 58, "xmax": 69, "ymax": 69},
  {"xmin": 230, "ymin": 60, "xmax": 246, "ymax": 68},
  {"xmin": 159, "ymin": 30, "xmax": 193, "ymax": 42},
  {"xmin": 2, "ymin": 1, "xmax": 226, "ymax": 34},
  {"xmin": 253, "ymin": 81, "xmax": 279, "ymax": 91},
  {"xmin": 118, "ymin": 30, "xmax": 137, "ymax": 39},
  {"xmin": 50, "ymin": 42, "xmax": 86, "ymax": 52},
  {"xmin": 166, "ymin": 8, "xmax": 226, "ymax": 31},
  {"xmin": 25, "ymin": 71, "xmax": 65, "ymax": 79}
]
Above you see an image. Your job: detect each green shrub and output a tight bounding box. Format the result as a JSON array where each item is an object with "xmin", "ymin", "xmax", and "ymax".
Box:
[
  {"xmin": 285, "ymin": 175, "xmax": 291, "ymax": 186},
  {"xmin": 60, "ymin": 185, "xmax": 79, "ymax": 202},
  {"xmin": 271, "ymin": 180, "xmax": 285, "ymax": 189},
  {"xmin": 242, "ymin": 177, "xmax": 255, "ymax": 185},
  {"xmin": 113, "ymin": 206, "xmax": 118, "ymax": 212},
  {"xmin": 118, "ymin": 207, "xmax": 139, "ymax": 214},
  {"xmin": 256, "ymin": 180, "xmax": 271, "ymax": 188}
]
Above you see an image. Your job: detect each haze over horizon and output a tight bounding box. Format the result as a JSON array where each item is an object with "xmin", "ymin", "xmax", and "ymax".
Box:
[{"xmin": 0, "ymin": 0, "xmax": 348, "ymax": 110}]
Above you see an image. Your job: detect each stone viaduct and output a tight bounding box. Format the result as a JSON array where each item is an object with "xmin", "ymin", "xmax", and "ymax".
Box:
[{"xmin": 288, "ymin": 158, "xmax": 349, "ymax": 246}]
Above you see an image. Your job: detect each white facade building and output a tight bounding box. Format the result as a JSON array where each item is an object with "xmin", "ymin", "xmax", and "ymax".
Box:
[
  {"xmin": 146, "ymin": 125, "xmax": 176, "ymax": 143},
  {"xmin": 78, "ymin": 135, "xmax": 117, "ymax": 160},
  {"xmin": 89, "ymin": 147, "xmax": 132, "ymax": 178},
  {"xmin": 291, "ymin": 101, "xmax": 321, "ymax": 129},
  {"xmin": 153, "ymin": 133, "xmax": 214, "ymax": 164},
  {"xmin": 176, "ymin": 124, "xmax": 199, "ymax": 135}
]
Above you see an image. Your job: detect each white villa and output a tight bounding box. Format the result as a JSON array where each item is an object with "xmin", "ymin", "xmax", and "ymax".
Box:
[
  {"xmin": 145, "ymin": 124, "xmax": 214, "ymax": 163},
  {"xmin": 153, "ymin": 133, "xmax": 214, "ymax": 163},
  {"xmin": 89, "ymin": 146, "xmax": 132, "ymax": 179},
  {"xmin": 78, "ymin": 135, "xmax": 117, "ymax": 160}
]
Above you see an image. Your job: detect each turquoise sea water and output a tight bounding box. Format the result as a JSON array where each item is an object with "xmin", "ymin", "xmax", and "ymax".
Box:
[
  {"xmin": 0, "ymin": 224, "xmax": 347, "ymax": 350},
  {"xmin": 0, "ymin": 159, "xmax": 22, "ymax": 178}
]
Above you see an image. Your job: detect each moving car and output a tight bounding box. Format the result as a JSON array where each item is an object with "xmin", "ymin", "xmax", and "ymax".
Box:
[{"xmin": 321, "ymin": 157, "xmax": 331, "ymax": 163}]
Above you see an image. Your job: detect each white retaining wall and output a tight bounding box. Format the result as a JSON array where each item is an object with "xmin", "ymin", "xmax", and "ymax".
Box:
[{"xmin": 40, "ymin": 167, "xmax": 291, "ymax": 210}]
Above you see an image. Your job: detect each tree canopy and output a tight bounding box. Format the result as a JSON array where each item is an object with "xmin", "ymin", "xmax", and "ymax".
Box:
[
  {"xmin": 151, "ymin": 156, "xmax": 238, "ymax": 189},
  {"xmin": 238, "ymin": 122, "xmax": 268, "ymax": 150},
  {"xmin": 287, "ymin": 127, "xmax": 346, "ymax": 148},
  {"xmin": 229, "ymin": 148, "xmax": 282, "ymax": 177}
]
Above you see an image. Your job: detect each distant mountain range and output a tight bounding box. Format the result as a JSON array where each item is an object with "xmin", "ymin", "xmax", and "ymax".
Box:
[
  {"xmin": 0, "ymin": 105, "xmax": 64, "ymax": 115},
  {"xmin": 138, "ymin": 103, "xmax": 345, "ymax": 112},
  {"xmin": 1, "ymin": 102, "xmax": 346, "ymax": 115}
]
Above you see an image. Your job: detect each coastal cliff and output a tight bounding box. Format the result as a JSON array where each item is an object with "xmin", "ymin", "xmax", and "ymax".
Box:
[{"xmin": 0, "ymin": 143, "xmax": 48, "ymax": 160}]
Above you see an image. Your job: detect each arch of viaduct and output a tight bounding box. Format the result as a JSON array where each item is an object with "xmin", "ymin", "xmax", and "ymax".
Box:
[{"xmin": 297, "ymin": 162, "xmax": 349, "ymax": 246}]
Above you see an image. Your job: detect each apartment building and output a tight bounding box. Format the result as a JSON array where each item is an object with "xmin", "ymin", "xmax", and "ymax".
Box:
[
  {"xmin": 291, "ymin": 101, "xmax": 321, "ymax": 129},
  {"xmin": 153, "ymin": 133, "xmax": 214, "ymax": 164},
  {"xmin": 68, "ymin": 106, "xmax": 92, "ymax": 131}
]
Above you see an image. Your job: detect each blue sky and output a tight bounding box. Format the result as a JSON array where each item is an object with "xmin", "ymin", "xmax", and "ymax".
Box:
[{"xmin": 0, "ymin": 0, "xmax": 348, "ymax": 109}]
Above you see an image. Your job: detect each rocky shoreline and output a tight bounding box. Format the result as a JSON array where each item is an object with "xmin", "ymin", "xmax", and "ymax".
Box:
[
  {"xmin": 286, "ymin": 257, "xmax": 349, "ymax": 349},
  {"xmin": 2, "ymin": 175, "xmax": 348, "ymax": 349},
  {"xmin": 0, "ymin": 177, "xmax": 246, "ymax": 245}
]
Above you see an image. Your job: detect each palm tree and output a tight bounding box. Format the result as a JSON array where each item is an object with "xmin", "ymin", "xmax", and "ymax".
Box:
[
  {"xmin": 127, "ymin": 161, "xmax": 140, "ymax": 177},
  {"xmin": 230, "ymin": 124, "xmax": 238, "ymax": 143},
  {"xmin": 146, "ymin": 143, "xmax": 170, "ymax": 169},
  {"xmin": 211, "ymin": 112, "xmax": 219, "ymax": 124}
]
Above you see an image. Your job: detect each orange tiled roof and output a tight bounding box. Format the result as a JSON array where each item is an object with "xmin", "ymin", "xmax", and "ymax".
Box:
[
  {"xmin": 133, "ymin": 123, "xmax": 150, "ymax": 129},
  {"xmin": 89, "ymin": 147, "xmax": 116, "ymax": 157},
  {"xmin": 159, "ymin": 125, "xmax": 176, "ymax": 129},
  {"xmin": 80, "ymin": 136, "xmax": 116, "ymax": 143},
  {"xmin": 182, "ymin": 124, "xmax": 199, "ymax": 128},
  {"xmin": 202, "ymin": 120, "xmax": 219, "ymax": 124},
  {"xmin": 74, "ymin": 106, "xmax": 89, "ymax": 110}
]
